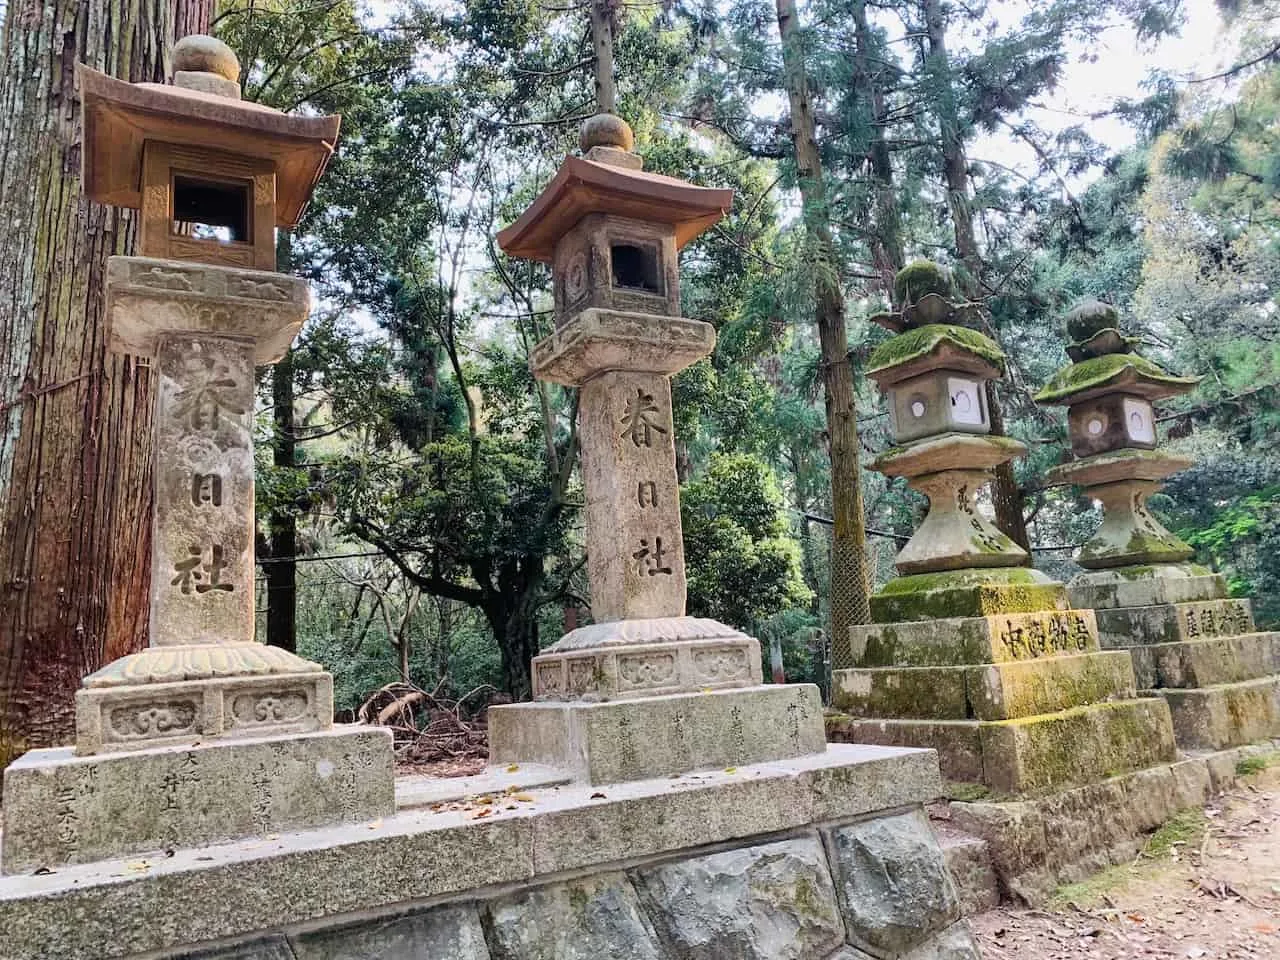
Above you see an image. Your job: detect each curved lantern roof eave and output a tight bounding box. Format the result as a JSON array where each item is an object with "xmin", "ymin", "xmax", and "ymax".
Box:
[
  {"xmin": 78, "ymin": 65, "xmax": 340, "ymax": 228},
  {"xmin": 496, "ymin": 154, "xmax": 734, "ymax": 263},
  {"xmin": 1034, "ymin": 354, "xmax": 1200, "ymax": 406}
]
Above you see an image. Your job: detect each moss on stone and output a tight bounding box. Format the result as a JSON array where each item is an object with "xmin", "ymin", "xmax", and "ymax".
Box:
[
  {"xmin": 867, "ymin": 323, "xmax": 1006, "ymax": 376},
  {"xmin": 1034, "ymin": 352, "xmax": 1198, "ymax": 404},
  {"xmin": 871, "ymin": 568, "xmax": 1066, "ymax": 623},
  {"xmin": 894, "ymin": 260, "xmax": 954, "ymax": 307}
]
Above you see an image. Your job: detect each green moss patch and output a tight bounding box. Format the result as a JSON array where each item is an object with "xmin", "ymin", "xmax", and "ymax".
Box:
[
  {"xmin": 867, "ymin": 323, "xmax": 1005, "ymax": 376},
  {"xmin": 1035, "ymin": 353, "xmax": 1198, "ymax": 404},
  {"xmin": 872, "ymin": 568, "xmax": 1066, "ymax": 622}
]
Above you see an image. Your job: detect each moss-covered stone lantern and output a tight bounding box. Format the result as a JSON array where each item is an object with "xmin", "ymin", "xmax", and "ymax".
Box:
[
  {"xmin": 1034, "ymin": 299, "xmax": 1200, "ymax": 570},
  {"xmin": 1034, "ymin": 301, "xmax": 1280, "ymax": 752},
  {"xmin": 826, "ymin": 264, "xmax": 1178, "ymax": 796},
  {"xmin": 864, "ymin": 261, "xmax": 1026, "ymax": 573}
]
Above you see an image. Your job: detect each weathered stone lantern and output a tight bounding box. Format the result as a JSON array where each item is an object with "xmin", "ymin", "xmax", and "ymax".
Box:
[
  {"xmin": 828, "ymin": 264, "xmax": 1177, "ymax": 795},
  {"xmin": 872, "ymin": 262, "xmax": 995, "ymax": 445},
  {"xmin": 1034, "ymin": 300, "xmax": 1200, "ymax": 570},
  {"xmin": 487, "ymin": 108, "xmax": 837, "ymax": 786},
  {"xmin": 1, "ymin": 36, "xmax": 392, "ymax": 876},
  {"xmin": 1035, "ymin": 300, "xmax": 1280, "ymax": 750}
]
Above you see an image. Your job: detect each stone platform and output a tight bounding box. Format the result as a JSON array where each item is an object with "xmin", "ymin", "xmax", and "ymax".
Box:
[
  {"xmin": 0, "ymin": 743, "xmax": 983, "ymax": 960},
  {"xmin": 936, "ymin": 740, "xmax": 1280, "ymax": 906},
  {"xmin": 1, "ymin": 725, "xmax": 393, "ymax": 874},
  {"xmin": 490, "ymin": 683, "xmax": 824, "ymax": 784}
]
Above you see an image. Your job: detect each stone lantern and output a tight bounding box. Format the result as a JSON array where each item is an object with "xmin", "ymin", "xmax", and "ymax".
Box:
[
  {"xmin": 1034, "ymin": 300, "xmax": 1200, "ymax": 570},
  {"xmin": 486, "ymin": 112, "xmax": 833, "ymax": 786},
  {"xmin": 1036, "ymin": 300, "xmax": 1280, "ymax": 750},
  {"xmin": 828, "ymin": 264, "xmax": 1178, "ymax": 795},
  {"xmin": 863, "ymin": 262, "xmax": 1026, "ymax": 574},
  {"xmin": 1, "ymin": 37, "xmax": 392, "ymax": 876}
]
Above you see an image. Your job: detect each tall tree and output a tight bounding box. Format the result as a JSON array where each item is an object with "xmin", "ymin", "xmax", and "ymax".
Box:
[
  {"xmin": 776, "ymin": 0, "xmax": 872, "ymax": 663},
  {"xmin": 0, "ymin": 0, "xmax": 211, "ymax": 767}
]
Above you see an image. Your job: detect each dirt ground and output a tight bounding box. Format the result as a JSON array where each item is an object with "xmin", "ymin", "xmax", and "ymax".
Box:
[{"xmin": 970, "ymin": 763, "xmax": 1280, "ymax": 960}]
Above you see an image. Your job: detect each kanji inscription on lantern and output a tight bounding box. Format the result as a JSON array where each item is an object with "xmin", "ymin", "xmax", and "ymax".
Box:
[
  {"xmin": 621, "ymin": 388, "xmax": 666, "ymax": 448},
  {"xmin": 192, "ymin": 473, "xmax": 223, "ymax": 506},
  {"xmin": 172, "ymin": 544, "xmax": 235, "ymax": 594},
  {"xmin": 637, "ymin": 480, "xmax": 657, "ymax": 507},
  {"xmin": 634, "ymin": 537, "xmax": 674, "ymax": 577},
  {"xmin": 172, "ymin": 355, "xmax": 246, "ymax": 430}
]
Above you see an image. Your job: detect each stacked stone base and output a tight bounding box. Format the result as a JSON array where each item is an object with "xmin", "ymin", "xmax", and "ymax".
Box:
[
  {"xmin": 1, "ymin": 725, "xmax": 394, "ymax": 874},
  {"xmin": 0, "ymin": 744, "xmax": 981, "ymax": 960},
  {"xmin": 1076, "ymin": 569, "xmax": 1280, "ymax": 750},
  {"xmin": 836, "ymin": 598, "xmax": 1177, "ymax": 793}
]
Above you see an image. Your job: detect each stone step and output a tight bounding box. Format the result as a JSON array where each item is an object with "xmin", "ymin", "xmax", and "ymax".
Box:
[
  {"xmin": 1153, "ymin": 675, "xmax": 1280, "ymax": 750},
  {"xmin": 1094, "ymin": 598, "xmax": 1255, "ymax": 648},
  {"xmin": 827, "ymin": 697, "xmax": 1177, "ymax": 795},
  {"xmin": 937, "ymin": 827, "xmax": 1000, "ymax": 915},
  {"xmin": 849, "ymin": 609, "xmax": 1099, "ymax": 668},
  {"xmin": 1068, "ymin": 565, "xmax": 1227, "ymax": 611},
  {"xmin": 832, "ymin": 651, "xmax": 1136, "ymax": 722},
  {"xmin": 1129, "ymin": 631, "xmax": 1280, "ymax": 689}
]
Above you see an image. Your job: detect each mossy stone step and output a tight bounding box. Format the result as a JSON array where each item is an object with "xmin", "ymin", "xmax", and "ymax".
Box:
[
  {"xmin": 832, "ymin": 651, "xmax": 1136, "ymax": 722},
  {"xmin": 827, "ymin": 697, "xmax": 1177, "ymax": 795},
  {"xmin": 849, "ymin": 609, "xmax": 1098, "ymax": 668},
  {"xmin": 1066, "ymin": 564, "xmax": 1225, "ymax": 610},
  {"xmin": 870, "ymin": 568, "xmax": 1068, "ymax": 623},
  {"xmin": 1154, "ymin": 675, "xmax": 1280, "ymax": 751},
  {"xmin": 1129, "ymin": 631, "xmax": 1280, "ymax": 690}
]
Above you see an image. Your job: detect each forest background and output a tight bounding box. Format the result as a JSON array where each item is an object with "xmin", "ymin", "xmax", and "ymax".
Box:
[{"xmin": 1, "ymin": 0, "xmax": 1278, "ymax": 767}]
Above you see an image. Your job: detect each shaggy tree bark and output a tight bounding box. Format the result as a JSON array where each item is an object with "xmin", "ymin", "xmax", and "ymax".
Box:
[
  {"xmin": 0, "ymin": 0, "xmax": 211, "ymax": 768},
  {"xmin": 776, "ymin": 0, "xmax": 872, "ymax": 667}
]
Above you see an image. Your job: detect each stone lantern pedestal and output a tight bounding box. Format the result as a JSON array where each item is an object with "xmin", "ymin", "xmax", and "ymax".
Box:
[
  {"xmin": 0, "ymin": 38, "xmax": 392, "ymax": 877},
  {"xmin": 1036, "ymin": 301, "xmax": 1280, "ymax": 750},
  {"xmin": 830, "ymin": 265, "xmax": 1177, "ymax": 794}
]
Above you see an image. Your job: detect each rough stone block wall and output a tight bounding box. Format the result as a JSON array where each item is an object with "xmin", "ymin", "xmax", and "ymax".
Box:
[{"xmin": 162, "ymin": 807, "xmax": 980, "ymax": 960}]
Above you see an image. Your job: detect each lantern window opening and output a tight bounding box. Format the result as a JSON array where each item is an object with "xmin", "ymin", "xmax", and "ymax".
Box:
[
  {"xmin": 946, "ymin": 376, "xmax": 986, "ymax": 427},
  {"xmin": 610, "ymin": 242, "xmax": 660, "ymax": 294},
  {"xmin": 171, "ymin": 172, "xmax": 253, "ymax": 245}
]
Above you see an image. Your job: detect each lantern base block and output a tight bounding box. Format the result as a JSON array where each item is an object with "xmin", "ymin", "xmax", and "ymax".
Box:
[
  {"xmin": 75, "ymin": 658, "xmax": 332, "ymax": 756},
  {"xmin": 489, "ymin": 683, "xmax": 824, "ymax": 785}
]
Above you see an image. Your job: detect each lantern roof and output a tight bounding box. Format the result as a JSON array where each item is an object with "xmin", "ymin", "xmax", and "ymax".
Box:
[
  {"xmin": 866, "ymin": 323, "xmax": 1005, "ymax": 387},
  {"xmin": 1035, "ymin": 299, "xmax": 1198, "ymax": 406},
  {"xmin": 496, "ymin": 155, "xmax": 733, "ymax": 263},
  {"xmin": 1034, "ymin": 353, "xmax": 1199, "ymax": 405},
  {"xmin": 78, "ymin": 65, "xmax": 340, "ymax": 228}
]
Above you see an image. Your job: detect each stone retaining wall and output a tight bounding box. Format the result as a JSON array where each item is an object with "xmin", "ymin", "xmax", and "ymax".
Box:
[{"xmin": 187, "ymin": 810, "xmax": 975, "ymax": 960}]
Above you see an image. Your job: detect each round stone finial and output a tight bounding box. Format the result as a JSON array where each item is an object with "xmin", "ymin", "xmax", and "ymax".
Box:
[
  {"xmin": 579, "ymin": 112, "xmax": 635, "ymax": 153},
  {"xmin": 173, "ymin": 34, "xmax": 240, "ymax": 83},
  {"xmin": 1065, "ymin": 298, "xmax": 1121, "ymax": 343},
  {"xmin": 894, "ymin": 260, "xmax": 954, "ymax": 309}
]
